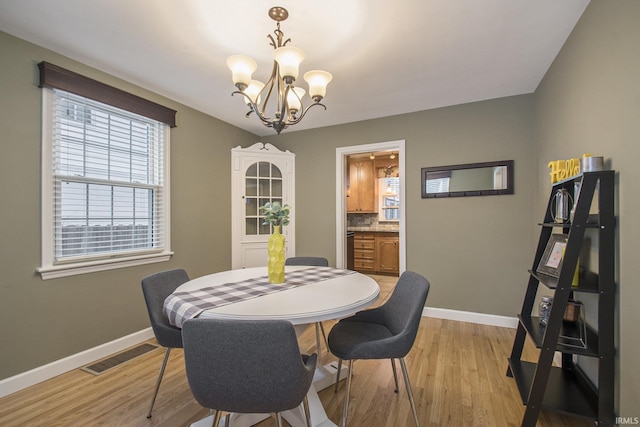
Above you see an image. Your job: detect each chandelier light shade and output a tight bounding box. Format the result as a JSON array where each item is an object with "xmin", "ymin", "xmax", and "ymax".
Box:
[
  {"xmin": 273, "ymin": 46, "xmax": 305, "ymax": 81},
  {"xmin": 226, "ymin": 55, "xmax": 257, "ymax": 89},
  {"xmin": 244, "ymin": 80, "xmax": 265, "ymax": 104},
  {"xmin": 304, "ymin": 70, "xmax": 333, "ymax": 101},
  {"xmin": 227, "ymin": 6, "xmax": 332, "ymax": 134},
  {"xmin": 286, "ymin": 87, "xmax": 305, "ymax": 114}
]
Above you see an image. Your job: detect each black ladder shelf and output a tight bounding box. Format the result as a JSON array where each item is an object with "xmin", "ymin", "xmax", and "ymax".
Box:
[{"xmin": 507, "ymin": 170, "xmax": 615, "ymax": 426}]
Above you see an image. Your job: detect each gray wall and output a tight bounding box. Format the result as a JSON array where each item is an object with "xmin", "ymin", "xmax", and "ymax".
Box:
[
  {"xmin": 0, "ymin": 31, "xmax": 257, "ymax": 379},
  {"xmin": 263, "ymin": 95, "xmax": 537, "ymax": 317},
  {"xmin": 533, "ymin": 0, "xmax": 640, "ymax": 417}
]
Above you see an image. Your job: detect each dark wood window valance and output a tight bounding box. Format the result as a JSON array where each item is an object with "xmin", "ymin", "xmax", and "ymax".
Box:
[{"xmin": 38, "ymin": 61, "xmax": 177, "ymax": 127}]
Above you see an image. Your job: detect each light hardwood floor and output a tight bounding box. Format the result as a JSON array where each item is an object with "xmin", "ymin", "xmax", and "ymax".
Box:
[{"xmin": 0, "ymin": 275, "xmax": 594, "ymax": 427}]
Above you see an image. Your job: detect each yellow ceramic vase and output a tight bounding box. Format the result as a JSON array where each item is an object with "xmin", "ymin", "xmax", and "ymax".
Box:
[{"xmin": 268, "ymin": 225, "xmax": 286, "ymax": 283}]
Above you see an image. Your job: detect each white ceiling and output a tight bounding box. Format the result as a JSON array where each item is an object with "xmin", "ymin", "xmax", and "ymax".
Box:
[{"xmin": 0, "ymin": 0, "xmax": 589, "ymax": 136}]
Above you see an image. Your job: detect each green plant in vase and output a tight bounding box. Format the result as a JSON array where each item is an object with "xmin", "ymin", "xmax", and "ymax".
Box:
[{"xmin": 259, "ymin": 201, "xmax": 290, "ymax": 283}]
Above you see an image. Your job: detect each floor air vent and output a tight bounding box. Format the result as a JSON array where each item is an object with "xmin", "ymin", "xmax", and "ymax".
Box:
[{"xmin": 81, "ymin": 343, "xmax": 159, "ymax": 375}]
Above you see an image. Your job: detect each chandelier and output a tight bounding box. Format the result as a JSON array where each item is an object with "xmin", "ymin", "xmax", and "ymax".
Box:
[{"xmin": 226, "ymin": 7, "xmax": 333, "ymax": 134}]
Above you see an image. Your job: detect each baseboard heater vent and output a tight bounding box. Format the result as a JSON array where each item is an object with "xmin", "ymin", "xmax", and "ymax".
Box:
[{"xmin": 81, "ymin": 343, "xmax": 159, "ymax": 375}]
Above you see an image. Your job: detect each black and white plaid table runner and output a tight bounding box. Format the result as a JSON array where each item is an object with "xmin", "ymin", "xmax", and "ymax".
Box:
[{"xmin": 163, "ymin": 267, "xmax": 355, "ymax": 328}]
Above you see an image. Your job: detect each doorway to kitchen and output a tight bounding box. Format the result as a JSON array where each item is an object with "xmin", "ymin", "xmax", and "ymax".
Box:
[{"xmin": 335, "ymin": 140, "xmax": 406, "ymax": 273}]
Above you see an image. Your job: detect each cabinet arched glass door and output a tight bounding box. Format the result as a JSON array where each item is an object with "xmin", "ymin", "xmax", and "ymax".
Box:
[
  {"xmin": 244, "ymin": 161, "xmax": 283, "ymax": 236},
  {"xmin": 231, "ymin": 142, "xmax": 294, "ymax": 269}
]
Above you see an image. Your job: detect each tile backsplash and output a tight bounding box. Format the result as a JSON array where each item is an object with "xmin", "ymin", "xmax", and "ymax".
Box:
[{"xmin": 347, "ymin": 213, "xmax": 398, "ymax": 230}]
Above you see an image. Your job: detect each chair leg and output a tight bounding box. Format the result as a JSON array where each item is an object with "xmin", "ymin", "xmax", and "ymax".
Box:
[
  {"xmin": 341, "ymin": 360, "xmax": 354, "ymax": 427},
  {"xmin": 211, "ymin": 410, "xmax": 222, "ymax": 427},
  {"xmin": 302, "ymin": 395, "xmax": 312, "ymax": 427},
  {"xmin": 390, "ymin": 358, "xmax": 399, "ymax": 393},
  {"xmin": 334, "ymin": 358, "xmax": 343, "ymax": 392},
  {"xmin": 273, "ymin": 412, "xmax": 283, "ymax": 427},
  {"xmin": 319, "ymin": 322, "xmax": 328, "ymax": 347},
  {"xmin": 146, "ymin": 347, "xmax": 171, "ymax": 418},
  {"xmin": 399, "ymin": 358, "xmax": 420, "ymax": 427}
]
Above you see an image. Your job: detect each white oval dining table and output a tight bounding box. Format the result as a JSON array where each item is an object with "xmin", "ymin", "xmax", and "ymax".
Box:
[{"xmin": 181, "ymin": 265, "xmax": 380, "ymax": 427}]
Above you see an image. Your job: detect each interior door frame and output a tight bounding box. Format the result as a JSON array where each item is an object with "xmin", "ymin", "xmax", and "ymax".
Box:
[{"xmin": 335, "ymin": 140, "xmax": 406, "ymax": 272}]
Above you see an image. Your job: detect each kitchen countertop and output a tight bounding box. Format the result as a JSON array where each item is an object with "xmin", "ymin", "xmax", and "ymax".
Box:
[{"xmin": 348, "ymin": 226, "xmax": 399, "ymax": 233}]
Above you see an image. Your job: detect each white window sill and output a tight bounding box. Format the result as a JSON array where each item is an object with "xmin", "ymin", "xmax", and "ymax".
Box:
[{"xmin": 37, "ymin": 251, "xmax": 174, "ymax": 280}]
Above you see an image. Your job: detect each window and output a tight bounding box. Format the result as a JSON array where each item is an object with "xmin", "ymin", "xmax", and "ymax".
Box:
[
  {"xmin": 38, "ymin": 63, "xmax": 176, "ymax": 279},
  {"xmin": 244, "ymin": 162, "xmax": 283, "ymax": 236},
  {"xmin": 378, "ymin": 177, "xmax": 400, "ymax": 222}
]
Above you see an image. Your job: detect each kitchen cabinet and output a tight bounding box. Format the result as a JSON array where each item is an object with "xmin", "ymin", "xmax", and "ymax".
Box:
[
  {"xmin": 353, "ymin": 232, "xmax": 376, "ymax": 272},
  {"xmin": 347, "ymin": 159, "xmax": 376, "ymax": 213},
  {"xmin": 376, "ymin": 233, "xmax": 399, "ymax": 274},
  {"xmin": 353, "ymin": 231, "xmax": 399, "ymax": 275}
]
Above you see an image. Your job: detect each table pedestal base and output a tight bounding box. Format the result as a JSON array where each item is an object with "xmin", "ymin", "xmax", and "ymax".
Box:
[{"xmin": 190, "ymin": 361, "xmax": 348, "ymax": 427}]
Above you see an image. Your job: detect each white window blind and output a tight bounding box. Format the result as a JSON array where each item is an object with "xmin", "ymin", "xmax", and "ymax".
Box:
[
  {"xmin": 378, "ymin": 177, "xmax": 400, "ymax": 222},
  {"xmin": 53, "ymin": 89, "xmax": 165, "ymax": 260},
  {"xmin": 426, "ymin": 177, "xmax": 450, "ymax": 193}
]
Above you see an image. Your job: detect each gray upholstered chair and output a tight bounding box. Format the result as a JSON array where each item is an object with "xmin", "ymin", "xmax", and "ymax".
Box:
[
  {"xmin": 285, "ymin": 256, "xmax": 329, "ymax": 268},
  {"xmin": 141, "ymin": 268, "xmax": 190, "ymax": 419},
  {"xmin": 285, "ymin": 256, "xmax": 330, "ymax": 355},
  {"xmin": 182, "ymin": 318, "xmax": 317, "ymax": 427},
  {"xmin": 328, "ymin": 271, "xmax": 430, "ymax": 427}
]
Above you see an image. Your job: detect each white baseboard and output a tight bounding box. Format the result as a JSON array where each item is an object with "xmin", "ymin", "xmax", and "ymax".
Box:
[
  {"xmin": 554, "ymin": 352, "xmax": 563, "ymax": 366},
  {"xmin": 0, "ymin": 328, "xmax": 155, "ymax": 399},
  {"xmin": 423, "ymin": 307, "xmax": 519, "ymax": 329}
]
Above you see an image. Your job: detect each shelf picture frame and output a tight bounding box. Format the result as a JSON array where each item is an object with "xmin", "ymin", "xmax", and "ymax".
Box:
[{"xmin": 537, "ymin": 234, "xmax": 568, "ymax": 278}]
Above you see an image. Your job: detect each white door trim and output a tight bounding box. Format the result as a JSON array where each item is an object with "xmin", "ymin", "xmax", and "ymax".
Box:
[{"xmin": 335, "ymin": 140, "xmax": 406, "ymax": 272}]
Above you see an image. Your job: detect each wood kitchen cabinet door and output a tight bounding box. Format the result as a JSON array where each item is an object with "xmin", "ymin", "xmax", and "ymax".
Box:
[
  {"xmin": 376, "ymin": 234, "xmax": 399, "ymax": 274},
  {"xmin": 347, "ymin": 159, "xmax": 377, "ymax": 213}
]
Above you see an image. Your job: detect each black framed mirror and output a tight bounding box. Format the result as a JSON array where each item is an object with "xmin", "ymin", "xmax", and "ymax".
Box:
[{"xmin": 421, "ymin": 160, "xmax": 514, "ymax": 198}]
